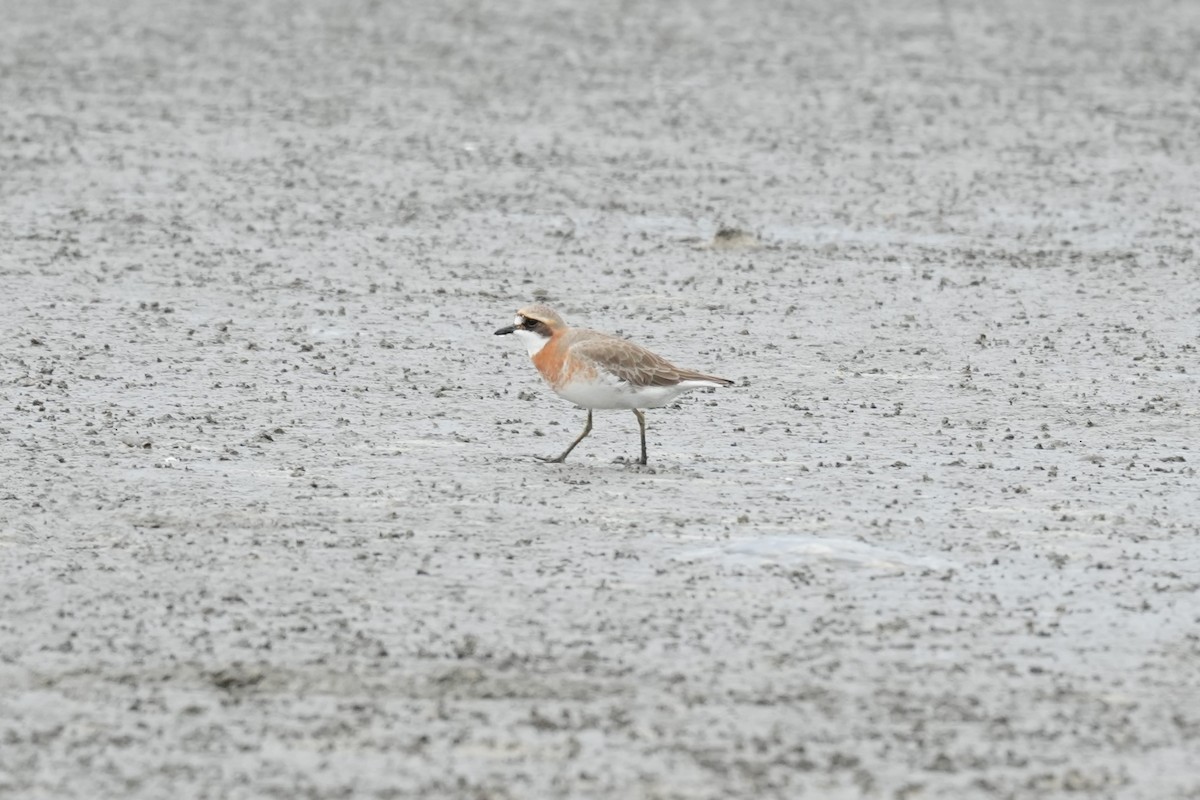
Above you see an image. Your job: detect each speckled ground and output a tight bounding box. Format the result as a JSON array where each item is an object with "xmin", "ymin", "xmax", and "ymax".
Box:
[{"xmin": 2, "ymin": 0, "xmax": 1199, "ymax": 798}]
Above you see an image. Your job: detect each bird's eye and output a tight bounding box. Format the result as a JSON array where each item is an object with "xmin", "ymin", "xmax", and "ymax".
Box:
[{"xmin": 523, "ymin": 318, "xmax": 539, "ymax": 329}]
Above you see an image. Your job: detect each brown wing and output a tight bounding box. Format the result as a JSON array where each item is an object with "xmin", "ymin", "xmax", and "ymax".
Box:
[{"xmin": 569, "ymin": 332, "xmax": 731, "ymax": 387}]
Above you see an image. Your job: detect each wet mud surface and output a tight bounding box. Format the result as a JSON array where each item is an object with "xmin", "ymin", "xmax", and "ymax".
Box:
[{"xmin": 2, "ymin": 0, "xmax": 1199, "ymax": 797}]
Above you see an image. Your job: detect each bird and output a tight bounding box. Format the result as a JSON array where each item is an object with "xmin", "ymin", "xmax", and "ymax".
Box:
[{"xmin": 494, "ymin": 304, "xmax": 733, "ymax": 464}]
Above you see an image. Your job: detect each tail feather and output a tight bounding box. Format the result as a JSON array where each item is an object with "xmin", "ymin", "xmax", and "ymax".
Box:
[{"xmin": 677, "ymin": 370, "xmax": 734, "ymax": 387}]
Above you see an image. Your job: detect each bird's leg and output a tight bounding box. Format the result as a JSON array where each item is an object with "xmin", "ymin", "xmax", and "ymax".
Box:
[
  {"xmin": 540, "ymin": 409, "xmax": 593, "ymax": 463},
  {"xmin": 633, "ymin": 409, "xmax": 648, "ymax": 465}
]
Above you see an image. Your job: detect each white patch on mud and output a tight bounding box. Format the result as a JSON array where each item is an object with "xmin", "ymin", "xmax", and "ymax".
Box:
[{"xmin": 676, "ymin": 535, "xmax": 956, "ymax": 573}]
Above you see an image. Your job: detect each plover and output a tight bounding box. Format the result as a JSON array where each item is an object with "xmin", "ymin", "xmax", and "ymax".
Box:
[{"xmin": 495, "ymin": 304, "xmax": 733, "ymax": 464}]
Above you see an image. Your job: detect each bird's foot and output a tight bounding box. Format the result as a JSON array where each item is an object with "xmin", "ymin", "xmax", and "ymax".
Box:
[{"xmin": 613, "ymin": 455, "xmax": 650, "ymax": 467}]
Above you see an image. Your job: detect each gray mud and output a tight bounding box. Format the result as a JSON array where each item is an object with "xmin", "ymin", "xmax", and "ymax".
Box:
[{"xmin": 2, "ymin": 1, "xmax": 1199, "ymax": 798}]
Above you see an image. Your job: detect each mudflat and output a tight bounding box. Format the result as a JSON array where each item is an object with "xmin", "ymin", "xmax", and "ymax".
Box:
[{"xmin": 2, "ymin": 1, "xmax": 1198, "ymax": 797}]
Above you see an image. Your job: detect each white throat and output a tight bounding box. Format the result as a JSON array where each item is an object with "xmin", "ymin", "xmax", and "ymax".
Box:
[{"xmin": 514, "ymin": 328, "xmax": 549, "ymax": 356}]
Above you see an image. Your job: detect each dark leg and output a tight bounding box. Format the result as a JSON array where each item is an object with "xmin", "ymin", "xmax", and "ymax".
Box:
[
  {"xmin": 540, "ymin": 410, "xmax": 593, "ymax": 463},
  {"xmin": 633, "ymin": 409, "xmax": 647, "ymax": 465}
]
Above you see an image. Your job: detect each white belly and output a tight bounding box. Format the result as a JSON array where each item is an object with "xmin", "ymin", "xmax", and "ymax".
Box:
[{"xmin": 554, "ymin": 376, "xmax": 709, "ymax": 410}]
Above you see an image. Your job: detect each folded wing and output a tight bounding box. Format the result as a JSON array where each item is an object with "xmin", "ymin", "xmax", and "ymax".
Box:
[{"xmin": 571, "ymin": 335, "xmax": 732, "ymax": 388}]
